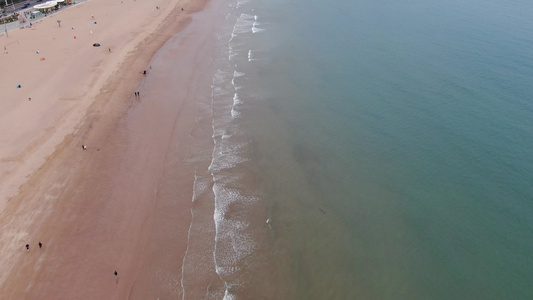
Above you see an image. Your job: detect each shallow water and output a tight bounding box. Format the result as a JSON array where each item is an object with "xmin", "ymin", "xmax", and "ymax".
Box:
[{"xmin": 175, "ymin": 0, "xmax": 533, "ymax": 298}]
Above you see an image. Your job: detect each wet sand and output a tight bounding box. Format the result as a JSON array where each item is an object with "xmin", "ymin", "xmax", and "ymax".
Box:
[{"xmin": 0, "ymin": 0, "xmax": 220, "ymax": 298}]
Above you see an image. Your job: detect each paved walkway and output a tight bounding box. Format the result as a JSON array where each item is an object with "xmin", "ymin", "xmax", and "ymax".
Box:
[{"xmin": 2, "ymin": 0, "xmax": 88, "ymax": 34}]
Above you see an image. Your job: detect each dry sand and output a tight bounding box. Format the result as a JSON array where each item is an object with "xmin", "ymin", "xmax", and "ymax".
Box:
[{"xmin": 0, "ymin": 0, "xmax": 220, "ymax": 297}]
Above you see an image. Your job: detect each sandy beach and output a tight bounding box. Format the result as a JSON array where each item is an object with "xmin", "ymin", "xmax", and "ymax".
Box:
[{"xmin": 0, "ymin": 0, "xmax": 221, "ymax": 298}]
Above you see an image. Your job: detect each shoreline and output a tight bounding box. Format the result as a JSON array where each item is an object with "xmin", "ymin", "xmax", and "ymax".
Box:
[{"xmin": 0, "ymin": 0, "xmax": 215, "ymax": 297}]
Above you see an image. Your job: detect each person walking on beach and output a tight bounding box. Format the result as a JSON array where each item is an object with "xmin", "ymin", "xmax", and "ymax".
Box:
[
  {"xmin": 26, "ymin": 244, "xmax": 29, "ymax": 251},
  {"xmin": 114, "ymin": 271, "xmax": 118, "ymax": 280},
  {"xmin": 82, "ymin": 145, "xmax": 87, "ymax": 150},
  {"xmin": 39, "ymin": 242, "xmax": 43, "ymax": 249}
]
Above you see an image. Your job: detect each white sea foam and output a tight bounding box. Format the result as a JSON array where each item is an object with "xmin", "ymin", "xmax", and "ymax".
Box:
[
  {"xmin": 233, "ymin": 70, "xmax": 245, "ymax": 78},
  {"xmin": 212, "ymin": 184, "xmax": 258, "ymax": 266},
  {"xmin": 223, "ymin": 290, "xmax": 237, "ymax": 300},
  {"xmin": 248, "ymin": 49, "xmax": 261, "ymax": 61},
  {"xmin": 181, "ymin": 174, "xmax": 200, "ymax": 299},
  {"xmin": 207, "ymin": 2, "xmax": 270, "ymax": 297},
  {"xmin": 233, "ymin": 93, "xmax": 243, "ymax": 105},
  {"xmin": 236, "ymin": 0, "xmax": 249, "ymax": 9},
  {"xmin": 231, "ymin": 93, "xmax": 242, "ymax": 118},
  {"xmin": 229, "ymin": 44, "xmax": 248, "ymax": 61},
  {"xmin": 208, "ymin": 145, "xmax": 248, "ymax": 173},
  {"xmin": 228, "ymin": 45, "xmax": 237, "ymax": 60},
  {"xmin": 231, "ymin": 72, "xmax": 244, "ymax": 91},
  {"xmin": 230, "ymin": 108, "xmax": 240, "ymax": 118},
  {"xmin": 212, "ymin": 69, "xmax": 228, "ymax": 85},
  {"xmin": 251, "ymin": 15, "xmax": 264, "ymax": 33},
  {"xmin": 252, "ymin": 27, "xmax": 264, "ymax": 34},
  {"xmin": 231, "ymin": 13, "xmax": 256, "ymax": 38}
]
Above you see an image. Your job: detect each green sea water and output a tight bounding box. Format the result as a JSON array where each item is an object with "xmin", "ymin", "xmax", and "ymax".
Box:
[{"xmin": 207, "ymin": 0, "xmax": 533, "ymax": 298}]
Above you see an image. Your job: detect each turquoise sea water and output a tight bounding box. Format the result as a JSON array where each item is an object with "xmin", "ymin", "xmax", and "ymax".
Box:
[{"xmin": 201, "ymin": 0, "xmax": 533, "ymax": 298}]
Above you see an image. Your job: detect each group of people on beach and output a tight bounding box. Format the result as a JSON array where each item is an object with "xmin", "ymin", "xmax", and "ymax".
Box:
[
  {"xmin": 25, "ymin": 241, "xmax": 43, "ymax": 251},
  {"xmin": 1, "ymin": 0, "xmax": 195, "ymax": 289},
  {"xmin": 25, "ymin": 241, "xmax": 118, "ymax": 281}
]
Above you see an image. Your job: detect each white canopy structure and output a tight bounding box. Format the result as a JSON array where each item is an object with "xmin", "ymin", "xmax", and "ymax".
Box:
[{"xmin": 33, "ymin": 1, "xmax": 58, "ymax": 10}]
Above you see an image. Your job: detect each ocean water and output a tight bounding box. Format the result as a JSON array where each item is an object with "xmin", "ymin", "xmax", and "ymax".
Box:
[{"xmin": 183, "ymin": 0, "xmax": 533, "ymax": 298}]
